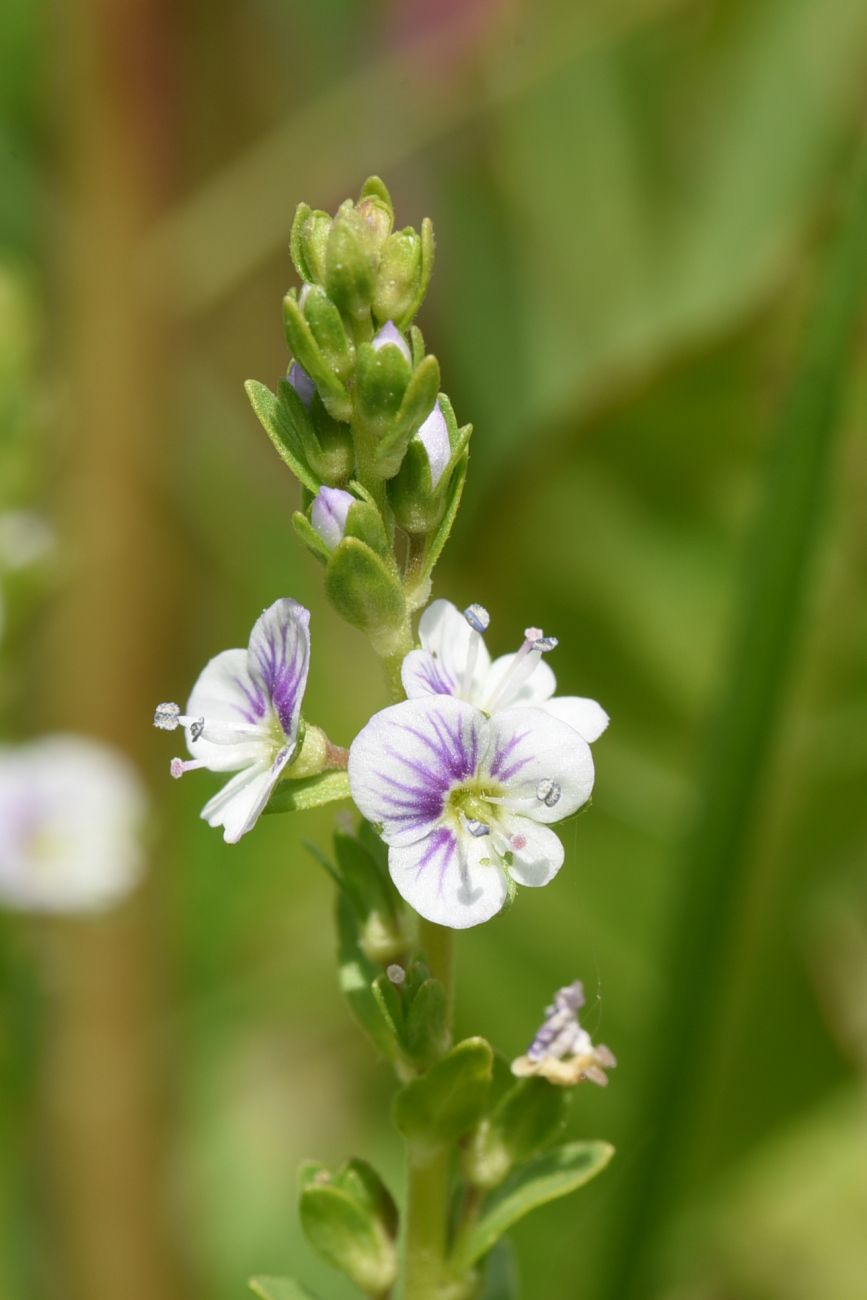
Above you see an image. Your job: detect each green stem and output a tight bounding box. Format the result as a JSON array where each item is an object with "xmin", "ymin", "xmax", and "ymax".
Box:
[{"xmin": 403, "ymin": 918, "xmax": 456, "ymax": 1299}]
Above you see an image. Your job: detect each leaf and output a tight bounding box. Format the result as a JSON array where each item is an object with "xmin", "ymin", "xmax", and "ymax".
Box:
[
  {"xmin": 421, "ymin": 452, "xmax": 468, "ymax": 582},
  {"xmin": 264, "ymin": 770, "xmax": 350, "ymax": 815},
  {"xmin": 404, "ymin": 977, "xmax": 449, "ymax": 1068},
  {"xmin": 248, "ymin": 1278, "xmax": 322, "ymax": 1300},
  {"xmin": 244, "ymin": 379, "xmax": 319, "ymax": 493},
  {"xmin": 335, "ymin": 894, "xmax": 403, "ymax": 1063},
  {"xmin": 325, "ymin": 536, "xmax": 406, "ymax": 636},
  {"xmin": 450, "ymin": 1141, "xmax": 614, "ymax": 1273},
  {"xmin": 299, "ymin": 1182, "xmax": 396, "ymax": 1295},
  {"xmin": 393, "ymin": 1037, "xmax": 493, "ymax": 1146}
]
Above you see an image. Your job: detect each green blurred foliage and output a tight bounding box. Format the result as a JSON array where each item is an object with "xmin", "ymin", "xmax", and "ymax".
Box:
[{"xmin": 2, "ymin": 1, "xmax": 867, "ymax": 1299}]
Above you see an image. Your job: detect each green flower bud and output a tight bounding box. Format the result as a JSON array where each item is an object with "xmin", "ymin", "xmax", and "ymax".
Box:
[
  {"xmin": 290, "ymin": 202, "xmax": 332, "ymax": 285},
  {"xmin": 326, "ymin": 201, "xmax": 375, "ymax": 325},
  {"xmin": 373, "ymin": 217, "xmax": 435, "ymax": 328}
]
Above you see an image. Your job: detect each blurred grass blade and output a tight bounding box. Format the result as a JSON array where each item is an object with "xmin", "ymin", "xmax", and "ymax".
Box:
[{"xmin": 605, "ymin": 140, "xmax": 867, "ymax": 1299}]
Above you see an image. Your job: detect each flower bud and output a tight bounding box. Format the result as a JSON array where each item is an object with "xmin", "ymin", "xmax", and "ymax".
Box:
[
  {"xmin": 287, "ymin": 361, "xmax": 315, "ymax": 407},
  {"xmin": 373, "ymin": 224, "xmax": 430, "ymax": 328},
  {"xmin": 290, "ymin": 203, "xmax": 332, "ymax": 285},
  {"xmin": 388, "ymin": 399, "xmax": 458, "ymax": 534},
  {"xmin": 371, "ymin": 319, "xmax": 411, "ymax": 363},
  {"xmin": 311, "ymin": 486, "xmax": 354, "ymax": 550},
  {"xmin": 326, "ymin": 202, "xmax": 375, "ymax": 324}
]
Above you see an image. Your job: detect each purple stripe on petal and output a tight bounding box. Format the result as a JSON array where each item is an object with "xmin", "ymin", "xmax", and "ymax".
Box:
[
  {"xmin": 489, "ymin": 729, "xmax": 530, "ymax": 780},
  {"xmin": 411, "ymin": 827, "xmax": 456, "ymax": 886}
]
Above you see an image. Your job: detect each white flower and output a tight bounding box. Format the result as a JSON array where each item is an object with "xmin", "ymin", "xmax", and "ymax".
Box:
[
  {"xmin": 401, "ymin": 599, "xmax": 608, "ymax": 744},
  {"xmin": 511, "ymin": 980, "xmax": 617, "ymax": 1087},
  {"xmin": 0, "ymin": 735, "xmax": 146, "ymax": 913},
  {"xmin": 154, "ymin": 598, "xmax": 311, "ymax": 843},
  {"xmin": 310, "ymin": 486, "xmax": 354, "ymax": 550},
  {"xmin": 348, "ymin": 694, "xmax": 594, "ymax": 929}
]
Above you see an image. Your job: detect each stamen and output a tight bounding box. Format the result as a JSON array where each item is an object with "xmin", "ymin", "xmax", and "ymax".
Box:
[
  {"xmin": 189, "ymin": 718, "xmax": 205, "ymax": 742},
  {"xmin": 170, "ymin": 757, "xmax": 208, "ymax": 779},
  {"xmin": 536, "ymin": 778, "xmax": 561, "ymax": 808},
  {"xmin": 154, "ymin": 702, "xmax": 181, "ymax": 730},
  {"xmin": 463, "ymin": 817, "xmax": 491, "ymax": 838},
  {"xmin": 386, "ymin": 964, "xmax": 406, "ymax": 985},
  {"xmin": 484, "ymin": 625, "xmax": 558, "ymax": 712},
  {"xmin": 461, "ymin": 604, "xmax": 489, "ymax": 700},
  {"xmin": 463, "ymin": 603, "xmax": 490, "ymax": 634}
]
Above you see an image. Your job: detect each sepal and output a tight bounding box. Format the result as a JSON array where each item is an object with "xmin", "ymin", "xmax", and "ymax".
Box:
[
  {"xmin": 283, "ymin": 292, "xmax": 352, "ymax": 422},
  {"xmin": 325, "ymin": 201, "xmax": 376, "ymax": 327},
  {"xmin": 463, "ymin": 1077, "xmax": 567, "ymax": 1190},
  {"xmin": 244, "ymin": 379, "xmax": 320, "ymax": 493},
  {"xmin": 290, "ymin": 203, "xmax": 332, "ymax": 285},
  {"xmin": 373, "ymin": 353, "xmax": 441, "ymax": 479}
]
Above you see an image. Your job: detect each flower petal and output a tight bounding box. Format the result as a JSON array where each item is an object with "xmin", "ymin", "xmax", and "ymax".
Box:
[
  {"xmin": 247, "ymin": 597, "xmax": 311, "ymax": 742},
  {"xmin": 186, "ymin": 649, "xmax": 268, "ymax": 771},
  {"xmin": 200, "ymin": 747, "xmax": 292, "ymax": 843},
  {"xmin": 402, "ymin": 599, "xmax": 491, "ymax": 701},
  {"xmin": 348, "ymin": 695, "xmax": 485, "ymax": 847},
  {"xmin": 482, "ymin": 652, "xmax": 556, "ymax": 710},
  {"xmin": 388, "ymin": 826, "xmax": 509, "ymax": 929},
  {"xmin": 483, "ymin": 707, "xmax": 594, "ymax": 824},
  {"xmin": 541, "ymin": 696, "xmax": 609, "ymax": 744},
  {"xmin": 501, "ymin": 817, "xmax": 564, "ymax": 888}
]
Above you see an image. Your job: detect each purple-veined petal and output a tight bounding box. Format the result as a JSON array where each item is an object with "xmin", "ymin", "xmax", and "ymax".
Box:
[
  {"xmin": 483, "ymin": 707, "xmax": 594, "ymax": 824},
  {"xmin": 500, "ymin": 816, "xmax": 565, "ymax": 888},
  {"xmin": 348, "ymin": 695, "xmax": 485, "ymax": 848},
  {"xmin": 200, "ymin": 746, "xmax": 293, "ymax": 843},
  {"xmin": 311, "ymin": 486, "xmax": 354, "ymax": 551},
  {"xmin": 416, "ymin": 402, "xmax": 450, "ymax": 490},
  {"xmin": 371, "ymin": 320, "xmax": 411, "ymax": 362},
  {"xmin": 402, "ymin": 599, "xmax": 491, "ymax": 702},
  {"xmin": 388, "ymin": 825, "xmax": 509, "ymax": 929},
  {"xmin": 482, "ymin": 652, "xmax": 556, "ymax": 711},
  {"xmin": 541, "ymin": 696, "xmax": 609, "ymax": 744},
  {"xmin": 186, "ymin": 648, "xmax": 271, "ymax": 772},
  {"xmin": 288, "ymin": 361, "xmax": 315, "ymax": 407},
  {"xmin": 247, "ymin": 598, "xmax": 310, "ymax": 743}
]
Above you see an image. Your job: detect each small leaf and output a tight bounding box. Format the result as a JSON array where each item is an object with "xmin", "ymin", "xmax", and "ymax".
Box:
[
  {"xmin": 264, "ymin": 770, "xmax": 350, "ymax": 815},
  {"xmin": 421, "ymin": 453, "xmax": 468, "ymax": 581},
  {"xmin": 244, "ymin": 379, "xmax": 319, "ymax": 493},
  {"xmin": 450, "ymin": 1141, "xmax": 614, "ymax": 1272},
  {"xmin": 404, "ymin": 978, "xmax": 449, "ymax": 1068},
  {"xmin": 393, "ymin": 1037, "xmax": 492, "ymax": 1147},
  {"xmin": 299, "ymin": 1182, "xmax": 397, "ymax": 1295},
  {"xmin": 249, "ymin": 1278, "xmax": 322, "ymax": 1300},
  {"xmin": 477, "ymin": 1239, "xmax": 520, "ymax": 1300},
  {"xmin": 325, "ymin": 537, "xmax": 405, "ymax": 636},
  {"xmin": 335, "ymin": 1157, "xmax": 399, "ymax": 1239}
]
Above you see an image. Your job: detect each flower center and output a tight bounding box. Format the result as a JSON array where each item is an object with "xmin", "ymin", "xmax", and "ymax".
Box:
[{"xmin": 446, "ymin": 779, "xmax": 502, "ymax": 831}]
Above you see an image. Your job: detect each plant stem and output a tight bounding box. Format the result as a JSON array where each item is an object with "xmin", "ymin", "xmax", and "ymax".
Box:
[{"xmin": 403, "ymin": 918, "xmax": 456, "ymax": 1299}]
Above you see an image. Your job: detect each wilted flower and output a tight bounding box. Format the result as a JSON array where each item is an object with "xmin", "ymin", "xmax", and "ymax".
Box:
[
  {"xmin": 511, "ymin": 980, "xmax": 617, "ymax": 1087},
  {"xmin": 348, "ymin": 694, "xmax": 594, "ymax": 928},
  {"xmin": 154, "ymin": 598, "xmax": 311, "ymax": 843},
  {"xmin": 402, "ymin": 599, "xmax": 608, "ymax": 743},
  {"xmin": 0, "ymin": 735, "xmax": 146, "ymax": 912}
]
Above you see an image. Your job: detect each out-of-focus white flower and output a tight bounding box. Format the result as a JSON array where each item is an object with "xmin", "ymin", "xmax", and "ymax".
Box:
[
  {"xmin": 0, "ymin": 735, "xmax": 147, "ymax": 913},
  {"xmin": 348, "ymin": 694, "xmax": 594, "ymax": 929},
  {"xmin": 154, "ymin": 598, "xmax": 311, "ymax": 843},
  {"xmin": 511, "ymin": 981, "xmax": 617, "ymax": 1087},
  {"xmin": 402, "ymin": 599, "xmax": 609, "ymax": 744},
  {"xmin": 0, "ymin": 510, "xmax": 54, "ymax": 572}
]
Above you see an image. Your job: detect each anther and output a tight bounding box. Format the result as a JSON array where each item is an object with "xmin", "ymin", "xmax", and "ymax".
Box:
[
  {"xmin": 386, "ymin": 964, "xmax": 406, "ymax": 985},
  {"xmin": 154, "ymin": 702, "xmax": 181, "ymax": 731},
  {"xmin": 170, "ymin": 758, "xmax": 185, "ymax": 779},
  {"xmin": 536, "ymin": 778, "xmax": 561, "ymax": 807},
  {"xmin": 535, "ymin": 636, "xmax": 558, "ymax": 652},
  {"xmin": 189, "ymin": 717, "xmax": 205, "ymax": 742},
  {"xmin": 464, "ymin": 817, "xmax": 491, "ymax": 837},
  {"xmin": 463, "ymin": 603, "xmax": 490, "ymax": 635}
]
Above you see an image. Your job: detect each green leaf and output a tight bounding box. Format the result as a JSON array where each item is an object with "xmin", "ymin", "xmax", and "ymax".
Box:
[
  {"xmin": 282, "ymin": 293, "xmax": 351, "ymax": 421},
  {"xmin": 299, "ymin": 1181, "xmax": 397, "ymax": 1295},
  {"xmin": 404, "ymin": 977, "xmax": 449, "ymax": 1068},
  {"xmin": 375, "ymin": 353, "xmax": 440, "ymax": 476},
  {"xmin": 264, "ymin": 770, "xmax": 350, "ymax": 815},
  {"xmin": 303, "ymin": 285, "xmax": 354, "ymax": 383},
  {"xmin": 420, "ymin": 452, "xmax": 468, "ymax": 582},
  {"xmin": 396, "ymin": 215, "xmax": 435, "ymax": 328},
  {"xmin": 393, "ymin": 1037, "xmax": 493, "ymax": 1147},
  {"xmin": 450, "ymin": 1141, "xmax": 614, "ymax": 1273},
  {"xmin": 244, "ymin": 379, "xmax": 319, "ymax": 493},
  {"xmin": 325, "ymin": 536, "xmax": 405, "ymax": 637},
  {"xmin": 249, "ymin": 1277, "xmax": 322, "ymax": 1300},
  {"xmin": 477, "ymin": 1239, "xmax": 520, "ymax": 1300},
  {"xmin": 335, "ymin": 894, "xmax": 403, "ymax": 1063},
  {"xmin": 335, "ymin": 1157, "xmax": 399, "ymax": 1239},
  {"xmin": 493, "ymin": 1077, "xmax": 568, "ymax": 1165}
]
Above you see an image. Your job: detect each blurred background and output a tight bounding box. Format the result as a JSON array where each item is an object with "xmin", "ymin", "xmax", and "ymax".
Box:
[{"xmin": 2, "ymin": 1, "xmax": 867, "ymax": 1298}]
